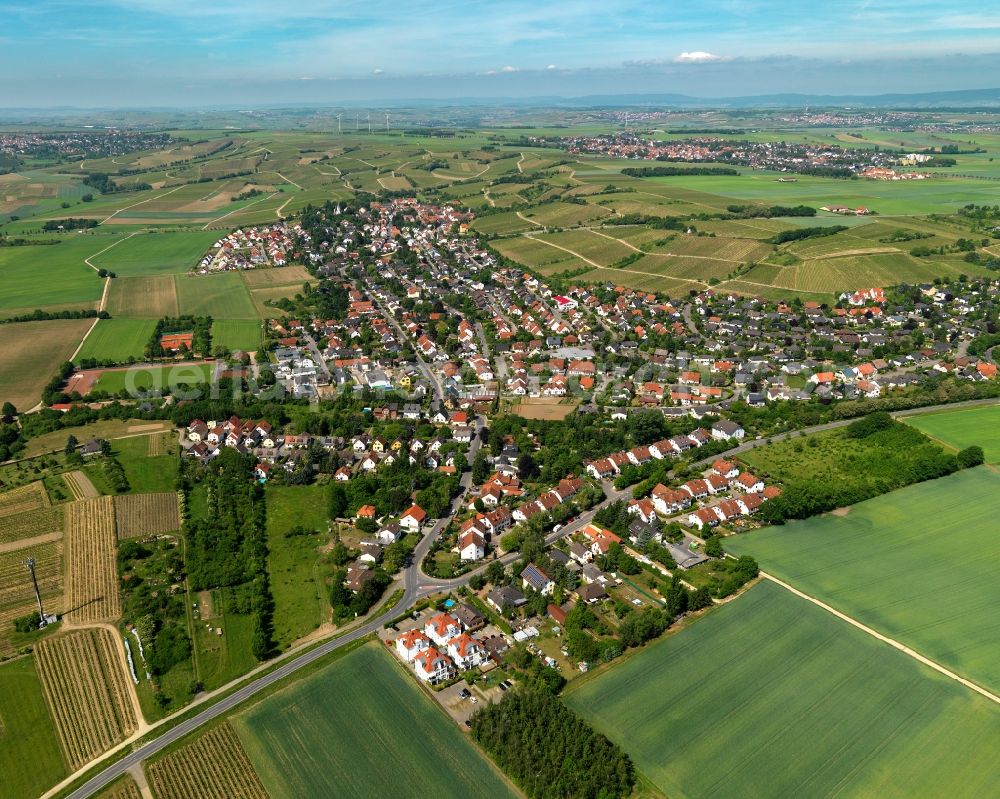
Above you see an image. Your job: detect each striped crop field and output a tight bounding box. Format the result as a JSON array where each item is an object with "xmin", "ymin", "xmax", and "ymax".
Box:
[
  {"xmin": 727, "ymin": 466, "xmax": 1000, "ymax": 695},
  {"xmin": 34, "ymin": 628, "xmax": 138, "ymax": 769},
  {"xmin": 146, "ymin": 723, "xmax": 269, "ymax": 799},
  {"xmin": 231, "ymin": 642, "xmax": 516, "ymax": 799},
  {"xmin": 64, "ymin": 496, "xmax": 120, "ymax": 623},
  {"xmin": 114, "ymin": 493, "xmax": 181, "ymax": 538},
  {"xmin": 567, "ymin": 580, "xmax": 1000, "ymax": 799}
]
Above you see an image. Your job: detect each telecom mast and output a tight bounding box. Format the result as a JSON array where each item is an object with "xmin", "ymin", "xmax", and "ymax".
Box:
[{"xmin": 25, "ymin": 557, "xmax": 56, "ymax": 627}]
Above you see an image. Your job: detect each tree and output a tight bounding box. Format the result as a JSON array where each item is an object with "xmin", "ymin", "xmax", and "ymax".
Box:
[
  {"xmin": 327, "ymin": 482, "xmax": 348, "ymax": 519},
  {"xmin": 485, "ymin": 560, "xmax": 506, "ymax": 585},
  {"xmin": 957, "ymin": 445, "xmax": 985, "ymax": 469},
  {"xmin": 1, "ymin": 402, "xmax": 15, "ymax": 417},
  {"xmin": 703, "ymin": 535, "xmax": 723, "ymax": 558},
  {"xmin": 517, "ymin": 453, "xmax": 540, "ymax": 480},
  {"xmin": 64, "ymin": 434, "xmax": 78, "ymax": 455},
  {"xmin": 471, "ymin": 450, "xmax": 490, "ymax": 485}
]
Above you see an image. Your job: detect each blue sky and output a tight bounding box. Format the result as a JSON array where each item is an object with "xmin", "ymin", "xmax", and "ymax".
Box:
[{"xmin": 3, "ymin": 0, "xmax": 1000, "ymax": 106}]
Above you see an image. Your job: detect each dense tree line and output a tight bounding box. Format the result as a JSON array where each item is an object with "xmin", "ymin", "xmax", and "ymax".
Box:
[
  {"xmin": 41, "ymin": 218, "xmax": 99, "ymax": 230},
  {"xmin": 470, "ymin": 688, "xmax": 635, "ymax": 799},
  {"xmin": 83, "ymin": 173, "xmax": 151, "ymax": 193},
  {"xmin": 726, "ymin": 204, "xmax": 817, "ymax": 218},
  {"xmin": 0, "ymin": 308, "xmax": 107, "ymax": 326},
  {"xmin": 183, "ymin": 449, "xmax": 274, "ymax": 659},
  {"xmin": 622, "ymin": 166, "xmax": 740, "ymax": 177},
  {"xmin": 759, "ymin": 415, "xmax": 965, "ymax": 523},
  {"xmin": 768, "ymin": 225, "xmax": 848, "ymax": 245}
]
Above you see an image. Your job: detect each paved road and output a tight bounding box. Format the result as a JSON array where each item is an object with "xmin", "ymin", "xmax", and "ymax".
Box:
[
  {"xmin": 300, "ymin": 332, "xmax": 332, "ymax": 382},
  {"xmin": 56, "ymin": 395, "xmax": 998, "ymax": 797}
]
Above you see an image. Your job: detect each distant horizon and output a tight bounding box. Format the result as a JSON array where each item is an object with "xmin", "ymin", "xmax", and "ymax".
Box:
[{"xmin": 3, "ymin": 85, "xmax": 1000, "ymax": 115}]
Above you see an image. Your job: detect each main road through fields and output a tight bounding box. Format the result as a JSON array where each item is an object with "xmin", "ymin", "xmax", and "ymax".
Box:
[{"xmin": 54, "ymin": 397, "xmax": 999, "ymax": 798}]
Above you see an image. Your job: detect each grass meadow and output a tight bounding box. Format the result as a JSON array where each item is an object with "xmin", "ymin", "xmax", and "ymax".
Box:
[
  {"xmin": 727, "ymin": 467, "xmax": 1000, "ymax": 695},
  {"xmin": 903, "ymin": 403, "xmax": 1000, "ymax": 463},
  {"xmin": 567, "ymin": 579, "xmax": 1000, "ymax": 799},
  {"xmin": 231, "ymin": 642, "xmax": 516, "ymax": 799},
  {"xmin": 0, "ymin": 656, "xmax": 67, "ymax": 799},
  {"xmin": 75, "ymin": 319, "xmax": 157, "ymax": 362},
  {"xmin": 212, "ymin": 319, "xmax": 262, "ymax": 353},
  {"xmin": 265, "ymin": 485, "xmax": 335, "ymax": 650},
  {"xmin": 0, "ymin": 236, "xmax": 111, "ymax": 314},
  {"xmin": 175, "ymin": 272, "xmax": 258, "ymax": 318}
]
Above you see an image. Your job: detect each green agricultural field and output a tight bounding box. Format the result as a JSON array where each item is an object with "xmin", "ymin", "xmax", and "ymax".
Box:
[
  {"xmin": 232, "ymin": 642, "xmax": 517, "ymax": 799},
  {"xmin": 75, "ymin": 319, "xmax": 157, "ymax": 363},
  {"xmin": 91, "ymin": 362, "xmax": 214, "ymax": 396},
  {"xmin": 89, "ymin": 230, "xmax": 220, "ymax": 276},
  {"xmin": 0, "ymin": 656, "xmax": 67, "ymax": 799},
  {"xmin": 567, "ymin": 580, "xmax": 1000, "ymax": 799},
  {"xmin": 265, "ymin": 485, "xmax": 335, "ymax": 649},
  {"xmin": 0, "ymin": 235, "xmax": 115, "ymax": 314},
  {"xmin": 903, "ymin": 403, "xmax": 1000, "ymax": 463},
  {"xmin": 727, "ymin": 467, "xmax": 1000, "ymax": 695},
  {"xmin": 175, "ymin": 272, "xmax": 258, "ymax": 318},
  {"xmin": 212, "ymin": 319, "xmax": 262, "ymax": 352}
]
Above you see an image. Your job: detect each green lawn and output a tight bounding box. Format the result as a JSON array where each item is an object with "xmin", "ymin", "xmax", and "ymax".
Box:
[
  {"xmin": 89, "ymin": 230, "xmax": 220, "ymax": 276},
  {"xmin": 175, "ymin": 272, "xmax": 258, "ymax": 318},
  {"xmin": 566, "ymin": 580, "xmax": 1000, "ymax": 799},
  {"xmin": 91, "ymin": 363, "xmax": 214, "ymax": 396},
  {"xmin": 111, "ymin": 434, "xmax": 178, "ymax": 492},
  {"xmin": 0, "ymin": 656, "xmax": 67, "ymax": 799},
  {"xmin": 265, "ymin": 485, "xmax": 335, "ymax": 650},
  {"xmin": 195, "ymin": 606, "xmax": 257, "ymax": 691},
  {"xmin": 212, "ymin": 319, "xmax": 262, "ymax": 352},
  {"xmin": 232, "ymin": 642, "xmax": 517, "ymax": 799},
  {"xmin": 903, "ymin": 403, "xmax": 1000, "ymax": 464},
  {"xmin": 727, "ymin": 467, "xmax": 1000, "ymax": 695},
  {"xmin": 75, "ymin": 319, "xmax": 156, "ymax": 363}
]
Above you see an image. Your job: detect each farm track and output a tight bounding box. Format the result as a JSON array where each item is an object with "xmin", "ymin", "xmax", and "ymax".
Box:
[
  {"xmin": 64, "ymin": 496, "xmax": 120, "ymax": 624},
  {"xmin": 201, "ymin": 192, "xmax": 280, "ymax": 230},
  {"xmin": 0, "ymin": 528, "xmax": 62, "ymax": 554},
  {"xmin": 35, "ymin": 627, "xmax": 140, "ymax": 770},
  {"xmin": 146, "ymin": 723, "xmax": 268, "ymax": 799}
]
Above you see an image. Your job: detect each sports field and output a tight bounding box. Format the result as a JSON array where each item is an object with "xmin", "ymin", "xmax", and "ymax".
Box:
[
  {"xmin": 566, "ymin": 580, "xmax": 1000, "ymax": 799},
  {"xmin": 212, "ymin": 319, "xmax": 262, "ymax": 352},
  {"xmin": 231, "ymin": 642, "xmax": 517, "ymax": 799},
  {"xmin": 903, "ymin": 403, "xmax": 1000, "ymax": 463},
  {"xmin": 91, "ymin": 362, "xmax": 214, "ymax": 395},
  {"xmin": 727, "ymin": 467, "xmax": 1000, "ymax": 695}
]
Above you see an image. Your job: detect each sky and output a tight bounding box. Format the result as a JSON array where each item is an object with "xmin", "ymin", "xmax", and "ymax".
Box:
[{"xmin": 3, "ymin": 0, "xmax": 1000, "ymax": 106}]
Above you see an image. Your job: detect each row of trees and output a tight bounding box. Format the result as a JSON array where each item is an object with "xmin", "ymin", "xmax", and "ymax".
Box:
[{"xmin": 183, "ymin": 449, "xmax": 274, "ymax": 659}]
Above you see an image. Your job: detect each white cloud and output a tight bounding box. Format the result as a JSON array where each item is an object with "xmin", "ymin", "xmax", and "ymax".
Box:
[
  {"xmin": 501, "ymin": 65, "xmax": 519, "ymax": 72},
  {"xmin": 372, "ymin": 68, "xmax": 384, "ymax": 74},
  {"xmin": 673, "ymin": 51, "xmax": 724, "ymax": 63},
  {"xmin": 547, "ymin": 63, "xmax": 557, "ymax": 69}
]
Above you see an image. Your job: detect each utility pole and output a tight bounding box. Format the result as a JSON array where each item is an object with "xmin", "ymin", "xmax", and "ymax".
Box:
[{"xmin": 25, "ymin": 557, "xmax": 52, "ymax": 627}]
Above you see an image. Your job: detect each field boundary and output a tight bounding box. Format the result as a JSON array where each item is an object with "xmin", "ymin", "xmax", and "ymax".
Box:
[{"xmin": 761, "ymin": 571, "xmax": 1000, "ymax": 706}]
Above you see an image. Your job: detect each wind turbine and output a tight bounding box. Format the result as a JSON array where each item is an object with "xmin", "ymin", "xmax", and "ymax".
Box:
[
  {"xmin": 367, "ymin": 112, "xmax": 371, "ymax": 134},
  {"xmin": 624, "ymin": 111, "xmax": 629, "ymax": 130},
  {"xmin": 385, "ymin": 112, "xmax": 390, "ymax": 133},
  {"xmin": 356, "ymin": 113, "xmax": 360, "ymax": 131},
  {"xmin": 336, "ymin": 113, "xmax": 343, "ymax": 133}
]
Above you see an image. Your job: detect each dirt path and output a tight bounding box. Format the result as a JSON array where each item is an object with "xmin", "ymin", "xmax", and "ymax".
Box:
[
  {"xmin": 516, "ymin": 152, "xmax": 525, "ymax": 173},
  {"xmin": 762, "ymin": 571, "xmax": 1000, "ymax": 707},
  {"xmin": 0, "ymin": 529, "xmax": 62, "ymax": 554},
  {"xmin": 517, "ymin": 212, "xmax": 544, "ymax": 228},
  {"xmin": 127, "ymin": 764, "xmax": 154, "ymax": 799},
  {"xmin": 586, "ymin": 227, "xmax": 644, "ymax": 252},
  {"xmin": 810, "ymin": 247, "xmax": 900, "ymax": 260},
  {"xmin": 100, "ymin": 185, "xmax": 184, "ymax": 225},
  {"xmin": 67, "ymin": 231, "xmax": 143, "ymax": 363}
]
